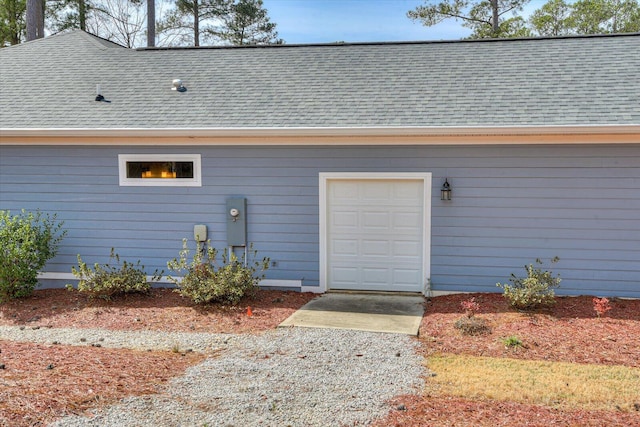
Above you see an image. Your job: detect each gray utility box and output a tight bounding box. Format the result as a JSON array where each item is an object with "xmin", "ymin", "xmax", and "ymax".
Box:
[{"xmin": 226, "ymin": 197, "xmax": 247, "ymax": 247}]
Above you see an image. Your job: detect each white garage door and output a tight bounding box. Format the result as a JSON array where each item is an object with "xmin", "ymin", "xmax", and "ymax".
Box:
[{"xmin": 324, "ymin": 176, "xmax": 428, "ymax": 292}]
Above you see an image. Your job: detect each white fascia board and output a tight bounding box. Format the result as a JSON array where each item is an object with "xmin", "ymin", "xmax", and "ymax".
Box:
[{"xmin": 2, "ymin": 124, "xmax": 640, "ymax": 138}]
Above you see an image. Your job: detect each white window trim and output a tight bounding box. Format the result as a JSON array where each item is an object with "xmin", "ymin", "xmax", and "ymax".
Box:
[
  {"xmin": 319, "ymin": 172, "xmax": 432, "ymax": 294},
  {"xmin": 118, "ymin": 154, "xmax": 202, "ymax": 187}
]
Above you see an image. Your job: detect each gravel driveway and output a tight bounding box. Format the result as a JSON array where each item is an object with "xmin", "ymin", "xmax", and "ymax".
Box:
[{"xmin": 33, "ymin": 327, "xmax": 426, "ymax": 427}]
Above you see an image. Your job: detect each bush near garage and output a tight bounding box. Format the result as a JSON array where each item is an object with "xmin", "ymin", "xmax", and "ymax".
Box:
[
  {"xmin": 167, "ymin": 239, "xmax": 269, "ymax": 305},
  {"xmin": 67, "ymin": 248, "xmax": 162, "ymax": 300},
  {"xmin": 0, "ymin": 209, "xmax": 66, "ymax": 302}
]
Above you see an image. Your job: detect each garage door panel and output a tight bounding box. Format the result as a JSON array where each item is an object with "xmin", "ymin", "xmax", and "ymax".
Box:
[
  {"xmin": 393, "ymin": 240, "xmax": 422, "ymax": 257},
  {"xmin": 393, "ymin": 269, "xmax": 423, "ymax": 288},
  {"xmin": 331, "ymin": 267, "xmax": 358, "ymax": 286},
  {"xmin": 362, "ymin": 268, "xmax": 390, "ymax": 285},
  {"xmin": 333, "ymin": 211, "xmax": 358, "ymax": 226},
  {"xmin": 361, "ymin": 240, "xmax": 390, "ymax": 256},
  {"xmin": 362, "ymin": 212, "xmax": 390, "ymax": 228},
  {"xmin": 332, "ymin": 182, "xmax": 360, "ymax": 200},
  {"xmin": 327, "ymin": 178, "xmax": 426, "ymax": 292},
  {"xmin": 333, "ymin": 239, "xmax": 358, "ymax": 255},
  {"xmin": 362, "ymin": 182, "xmax": 392, "ymax": 200},
  {"xmin": 393, "ymin": 212, "xmax": 422, "ymax": 228},
  {"xmin": 394, "ymin": 183, "xmax": 423, "ymax": 199}
]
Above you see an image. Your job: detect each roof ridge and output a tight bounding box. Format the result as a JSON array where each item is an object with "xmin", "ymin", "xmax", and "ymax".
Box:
[
  {"xmin": 74, "ymin": 30, "xmax": 128, "ymax": 49},
  {"xmin": 137, "ymin": 31, "xmax": 640, "ymax": 52},
  {"xmin": 0, "ymin": 30, "xmax": 126, "ymax": 51}
]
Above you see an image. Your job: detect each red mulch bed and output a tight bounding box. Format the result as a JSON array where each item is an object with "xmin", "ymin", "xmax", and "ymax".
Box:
[
  {"xmin": 0, "ymin": 288, "xmax": 316, "ymax": 426},
  {"xmin": 377, "ymin": 395, "xmax": 640, "ymax": 427},
  {"xmin": 0, "ymin": 340, "xmax": 204, "ymax": 427},
  {"xmin": 0, "ymin": 288, "xmax": 317, "ymax": 333},
  {"xmin": 373, "ymin": 293, "xmax": 640, "ymax": 427},
  {"xmin": 417, "ymin": 293, "xmax": 640, "ymax": 367},
  {"xmin": 1, "ymin": 289, "xmax": 639, "ymax": 426}
]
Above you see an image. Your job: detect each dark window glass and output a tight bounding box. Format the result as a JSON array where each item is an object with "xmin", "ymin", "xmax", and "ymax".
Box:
[{"xmin": 126, "ymin": 161, "xmax": 194, "ymax": 179}]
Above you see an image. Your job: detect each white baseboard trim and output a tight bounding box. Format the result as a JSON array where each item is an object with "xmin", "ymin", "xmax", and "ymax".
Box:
[
  {"xmin": 258, "ymin": 279, "xmax": 302, "ymax": 288},
  {"xmin": 427, "ymin": 290, "xmax": 471, "ymax": 297},
  {"xmin": 37, "ymin": 272, "xmax": 76, "ymax": 280},
  {"xmin": 37, "ymin": 272, "xmax": 175, "ymax": 283},
  {"xmin": 37, "ymin": 272, "xmax": 304, "ymax": 289}
]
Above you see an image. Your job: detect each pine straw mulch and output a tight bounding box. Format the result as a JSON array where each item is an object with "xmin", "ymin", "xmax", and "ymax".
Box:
[
  {"xmin": 1, "ymin": 290, "xmax": 639, "ymax": 426},
  {"xmin": 375, "ymin": 293, "xmax": 640, "ymax": 427},
  {"xmin": 0, "ymin": 288, "xmax": 316, "ymax": 334},
  {"xmin": 379, "ymin": 395, "xmax": 640, "ymax": 427},
  {"xmin": 417, "ymin": 293, "xmax": 640, "ymax": 367},
  {"xmin": 0, "ymin": 288, "xmax": 316, "ymax": 427},
  {"xmin": 0, "ymin": 340, "xmax": 204, "ymax": 427}
]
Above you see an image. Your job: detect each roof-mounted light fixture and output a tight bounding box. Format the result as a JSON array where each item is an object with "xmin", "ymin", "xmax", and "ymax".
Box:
[
  {"xmin": 172, "ymin": 79, "xmax": 187, "ymax": 92},
  {"xmin": 95, "ymin": 84, "xmax": 111, "ymax": 103}
]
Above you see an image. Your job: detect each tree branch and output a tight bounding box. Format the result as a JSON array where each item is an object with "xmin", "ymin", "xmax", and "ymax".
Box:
[
  {"xmin": 436, "ymin": 11, "xmax": 493, "ymax": 26},
  {"xmin": 497, "ymin": 5, "xmax": 519, "ymax": 17}
]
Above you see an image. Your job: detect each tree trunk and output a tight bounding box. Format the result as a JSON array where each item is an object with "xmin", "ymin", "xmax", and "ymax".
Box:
[
  {"xmin": 193, "ymin": 0, "xmax": 199, "ymax": 46},
  {"xmin": 147, "ymin": 0, "xmax": 156, "ymax": 47},
  {"xmin": 78, "ymin": 0, "xmax": 86, "ymax": 31},
  {"xmin": 26, "ymin": 0, "xmax": 44, "ymax": 40},
  {"xmin": 491, "ymin": 0, "xmax": 499, "ymax": 37},
  {"xmin": 37, "ymin": 0, "xmax": 44, "ymax": 37}
]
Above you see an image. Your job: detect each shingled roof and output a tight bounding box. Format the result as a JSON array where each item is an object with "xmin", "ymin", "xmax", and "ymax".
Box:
[{"xmin": 1, "ymin": 30, "xmax": 638, "ymax": 130}]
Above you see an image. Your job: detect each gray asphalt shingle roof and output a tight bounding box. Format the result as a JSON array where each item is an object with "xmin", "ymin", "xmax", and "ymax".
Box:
[{"xmin": 1, "ymin": 30, "xmax": 639, "ymax": 129}]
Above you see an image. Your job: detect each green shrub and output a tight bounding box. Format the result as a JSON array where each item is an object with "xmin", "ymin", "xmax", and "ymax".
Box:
[
  {"xmin": 67, "ymin": 248, "xmax": 162, "ymax": 300},
  {"xmin": 0, "ymin": 209, "xmax": 66, "ymax": 302},
  {"xmin": 497, "ymin": 257, "xmax": 561, "ymax": 310},
  {"xmin": 167, "ymin": 239, "xmax": 269, "ymax": 305}
]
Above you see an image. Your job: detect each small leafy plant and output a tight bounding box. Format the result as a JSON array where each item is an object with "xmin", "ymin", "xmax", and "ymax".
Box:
[
  {"xmin": 0, "ymin": 209, "xmax": 66, "ymax": 302},
  {"xmin": 167, "ymin": 239, "xmax": 269, "ymax": 305},
  {"xmin": 67, "ymin": 248, "xmax": 162, "ymax": 300},
  {"xmin": 502, "ymin": 335, "xmax": 523, "ymax": 348},
  {"xmin": 460, "ymin": 297, "xmax": 481, "ymax": 318},
  {"xmin": 497, "ymin": 257, "xmax": 561, "ymax": 310},
  {"xmin": 593, "ymin": 297, "xmax": 612, "ymax": 318},
  {"xmin": 454, "ymin": 297, "xmax": 491, "ymax": 335}
]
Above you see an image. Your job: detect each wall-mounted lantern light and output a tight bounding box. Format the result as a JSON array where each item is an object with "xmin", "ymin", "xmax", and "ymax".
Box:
[{"xmin": 441, "ymin": 178, "xmax": 452, "ymax": 201}]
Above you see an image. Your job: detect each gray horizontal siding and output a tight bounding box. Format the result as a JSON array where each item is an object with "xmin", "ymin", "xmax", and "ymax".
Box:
[{"xmin": 0, "ymin": 143, "xmax": 638, "ymax": 297}]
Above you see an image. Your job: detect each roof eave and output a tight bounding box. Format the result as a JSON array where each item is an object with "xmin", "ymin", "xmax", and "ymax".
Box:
[{"xmin": 2, "ymin": 125, "xmax": 639, "ymax": 138}]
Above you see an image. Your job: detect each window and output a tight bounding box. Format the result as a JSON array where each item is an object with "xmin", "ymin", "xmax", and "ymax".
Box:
[{"xmin": 118, "ymin": 154, "xmax": 201, "ymax": 186}]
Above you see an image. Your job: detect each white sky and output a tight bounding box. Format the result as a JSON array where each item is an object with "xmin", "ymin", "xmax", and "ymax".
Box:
[{"xmin": 262, "ymin": 0, "xmax": 550, "ymax": 44}]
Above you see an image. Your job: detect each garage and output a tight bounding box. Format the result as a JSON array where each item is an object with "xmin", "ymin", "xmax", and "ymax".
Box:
[{"xmin": 319, "ymin": 173, "xmax": 431, "ymax": 293}]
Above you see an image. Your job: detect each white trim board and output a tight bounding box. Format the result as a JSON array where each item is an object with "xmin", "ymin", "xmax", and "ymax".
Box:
[
  {"xmin": 319, "ymin": 172, "xmax": 432, "ymax": 295},
  {"xmin": 37, "ymin": 272, "xmax": 303, "ymax": 289},
  {"xmin": 3, "ymin": 125, "xmax": 639, "ymax": 138}
]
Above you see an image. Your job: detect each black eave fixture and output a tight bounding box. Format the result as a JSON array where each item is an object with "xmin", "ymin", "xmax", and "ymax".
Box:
[
  {"xmin": 172, "ymin": 79, "xmax": 187, "ymax": 92},
  {"xmin": 95, "ymin": 84, "xmax": 110, "ymax": 103},
  {"xmin": 441, "ymin": 178, "xmax": 452, "ymax": 201}
]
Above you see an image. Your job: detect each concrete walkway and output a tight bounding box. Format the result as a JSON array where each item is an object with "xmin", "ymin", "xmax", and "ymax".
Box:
[{"xmin": 278, "ymin": 293, "xmax": 425, "ymax": 335}]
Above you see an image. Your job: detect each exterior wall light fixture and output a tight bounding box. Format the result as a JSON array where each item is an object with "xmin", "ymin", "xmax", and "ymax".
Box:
[{"xmin": 441, "ymin": 178, "xmax": 452, "ymax": 201}]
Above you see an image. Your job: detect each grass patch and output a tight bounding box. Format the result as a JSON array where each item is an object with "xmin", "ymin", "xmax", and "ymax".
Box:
[
  {"xmin": 501, "ymin": 335, "xmax": 523, "ymax": 348},
  {"xmin": 426, "ymin": 354, "xmax": 640, "ymax": 411}
]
